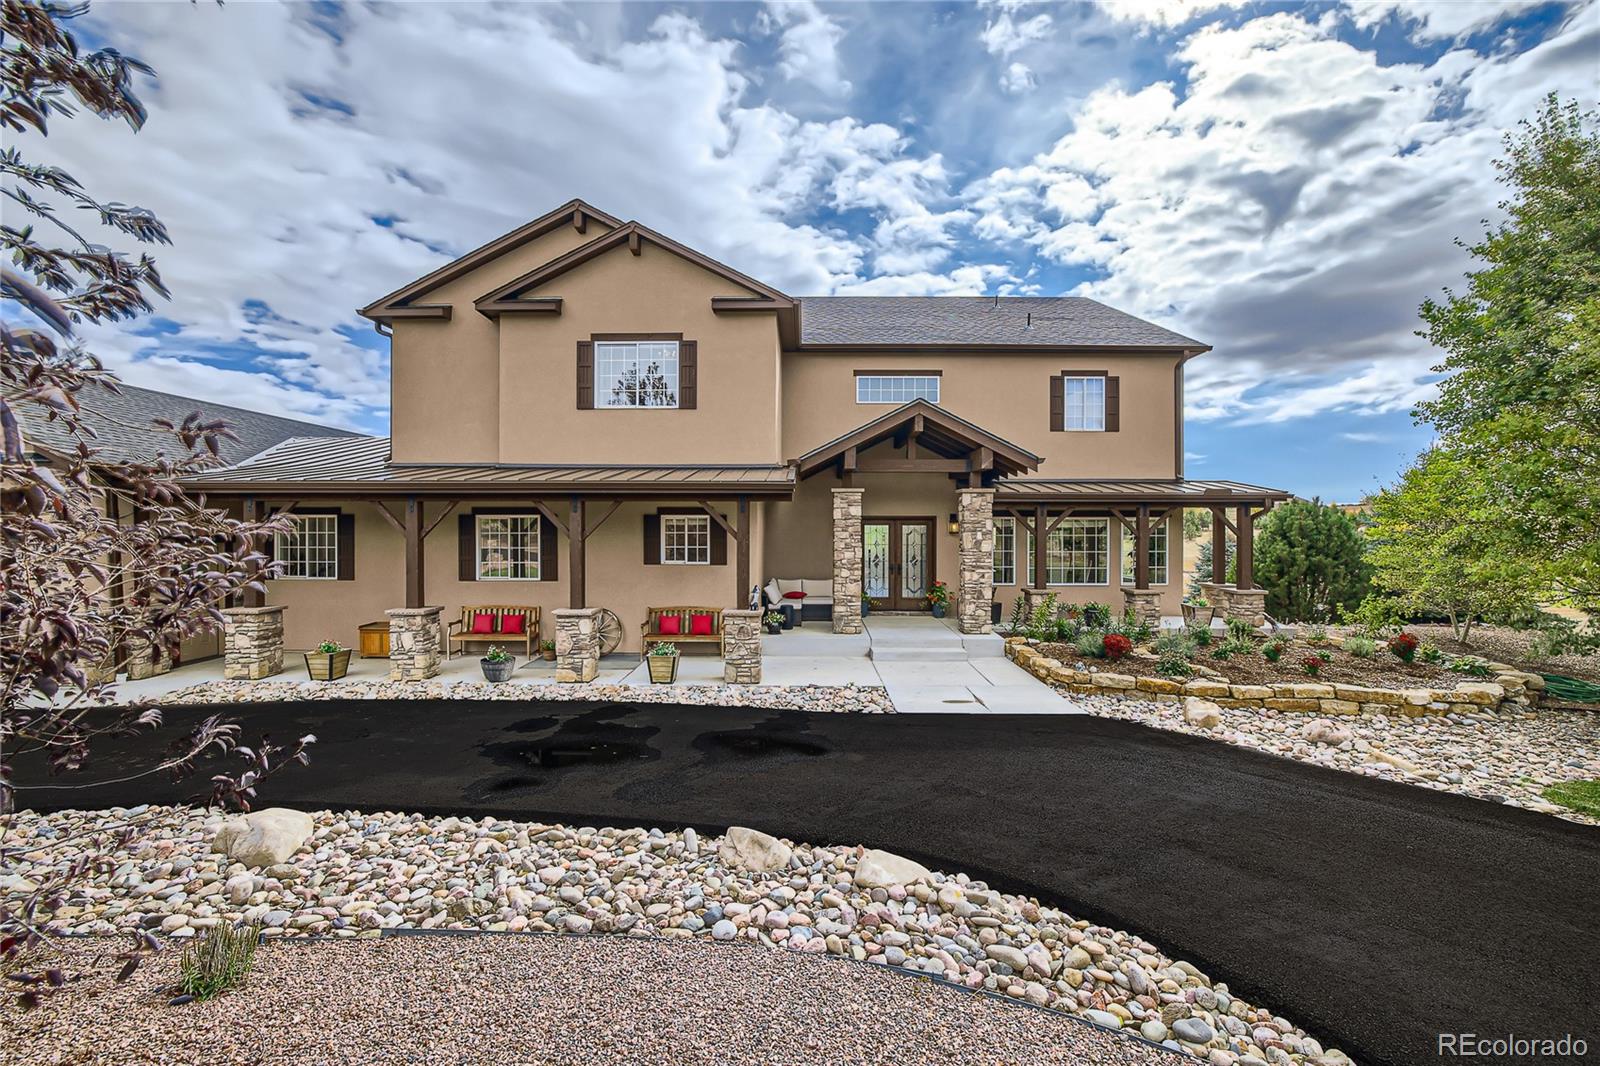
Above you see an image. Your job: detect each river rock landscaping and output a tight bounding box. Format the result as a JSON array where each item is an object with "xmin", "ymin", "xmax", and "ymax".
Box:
[{"xmin": 4, "ymin": 805, "xmax": 1355, "ymax": 1066}]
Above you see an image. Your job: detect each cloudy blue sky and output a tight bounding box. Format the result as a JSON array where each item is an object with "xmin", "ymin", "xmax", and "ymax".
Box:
[{"xmin": 26, "ymin": 0, "xmax": 1599, "ymax": 500}]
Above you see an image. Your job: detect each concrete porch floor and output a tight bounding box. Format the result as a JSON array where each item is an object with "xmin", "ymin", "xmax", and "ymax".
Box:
[{"xmin": 108, "ymin": 616, "xmax": 1079, "ymax": 715}]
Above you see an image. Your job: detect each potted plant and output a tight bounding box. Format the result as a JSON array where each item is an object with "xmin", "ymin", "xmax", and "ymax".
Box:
[
  {"xmin": 481, "ymin": 644, "xmax": 516, "ymax": 683},
  {"xmin": 860, "ymin": 594, "xmax": 871, "ymax": 618},
  {"xmin": 647, "ymin": 641, "xmax": 679, "ymax": 684},
  {"xmin": 1181, "ymin": 596, "xmax": 1208, "ymax": 626},
  {"xmin": 539, "ymin": 638, "xmax": 557, "ymax": 662},
  {"xmin": 304, "ymin": 639, "xmax": 351, "ymax": 681},
  {"xmin": 926, "ymin": 580, "xmax": 950, "ymax": 618},
  {"xmin": 764, "ymin": 610, "xmax": 784, "ymax": 635}
]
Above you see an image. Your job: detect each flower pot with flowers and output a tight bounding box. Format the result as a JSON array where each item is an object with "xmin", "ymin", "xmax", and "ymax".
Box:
[
  {"xmin": 647, "ymin": 642, "xmax": 679, "ymax": 684},
  {"xmin": 539, "ymin": 639, "xmax": 557, "ymax": 662},
  {"xmin": 304, "ymin": 639, "xmax": 351, "ymax": 681},
  {"xmin": 1388, "ymin": 631, "xmax": 1420, "ymax": 663},
  {"xmin": 480, "ymin": 645, "xmax": 516, "ymax": 683},
  {"xmin": 926, "ymin": 580, "xmax": 950, "ymax": 619},
  {"xmin": 764, "ymin": 610, "xmax": 784, "ymax": 635}
]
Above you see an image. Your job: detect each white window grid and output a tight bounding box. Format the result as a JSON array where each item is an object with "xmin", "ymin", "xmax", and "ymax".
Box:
[
  {"xmin": 596, "ymin": 341, "xmax": 679, "ymax": 408},
  {"xmin": 855, "ymin": 375, "xmax": 940, "ymax": 404},
  {"xmin": 1064, "ymin": 376, "xmax": 1105, "ymax": 431},
  {"xmin": 1121, "ymin": 520, "xmax": 1169, "ymax": 585},
  {"xmin": 477, "ymin": 515, "xmax": 541, "ymax": 580},
  {"xmin": 274, "ymin": 513, "xmax": 338, "ymax": 580},
  {"xmin": 993, "ymin": 516, "xmax": 1016, "ymax": 586},
  {"xmin": 1047, "ymin": 519, "xmax": 1109, "ymax": 585},
  {"xmin": 662, "ymin": 514, "xmax": 711, "ymax": 565}
]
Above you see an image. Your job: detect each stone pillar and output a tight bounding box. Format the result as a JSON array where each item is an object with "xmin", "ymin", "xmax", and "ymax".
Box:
[
  {"xmin": 721, "ymin": 609, "xmax": 762, "ymax": 684},
  {"xmin": 387, "ymin": 606, "xmax": 442, "ymax": 681},
  {"xmin": 1223, "ymin": 587, "xmax": 1267, "ymax": 628},
  {"xmin": 222, "ymin": 606, "xmax": 285, "ymax": 680},
  {"xmin": 554, "ymin": 607, "xmax": 600, "ymax": 683},
  {"xmin": 1121, "ymin": 588, "xmax": 1161, "ymax": 629},
  {"xmin": 1199, "ymin": 581, "xmax": 1232, "ymax": 618},
  {"xmin": 124, "ymin": 634, "xmax": 173, "ymax": 680},
  {"xmin": 831, "ymin": 488, "xmax": 864, "ymax": 635},
  {"xmin": 1021, "ymin": 588, "xmax": 1058, "ymax": 616},
  {"xmin": 956, "ymin": 488, "xmax": 995, "ymax": 635}
]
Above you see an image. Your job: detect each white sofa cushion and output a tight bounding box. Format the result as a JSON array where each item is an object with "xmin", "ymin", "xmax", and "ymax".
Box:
[
  {"xmin": 776, "ymin": 578, "xmax": 805, "ymax": 597},
  {"xmin": 804, "ymin": 579, "xmax": 833, "ymax": 599},
  {"xmin": 764, "ymin": 579, "xmax": 783, "ymax": 604}
]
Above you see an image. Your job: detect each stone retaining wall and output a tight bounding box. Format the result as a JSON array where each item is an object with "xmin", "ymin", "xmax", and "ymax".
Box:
[{"xmin": 1006, "ymin": 638, "xmax": 1547, "ymax": 716}]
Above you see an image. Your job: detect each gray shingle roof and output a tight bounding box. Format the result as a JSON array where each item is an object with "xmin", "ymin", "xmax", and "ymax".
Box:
[
  {"xmin": 17, "ymin": 383, "xmax": 359, "ymax": 467},
  {"xmin": 797, "ymin": 297, "xmax": 1204, "ymax": 349}
]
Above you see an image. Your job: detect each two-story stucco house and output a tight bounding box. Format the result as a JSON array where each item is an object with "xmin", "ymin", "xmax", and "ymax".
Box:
[{"xmin": 184, "ymin": 199, "xmax": 1287, "ymax": 654}]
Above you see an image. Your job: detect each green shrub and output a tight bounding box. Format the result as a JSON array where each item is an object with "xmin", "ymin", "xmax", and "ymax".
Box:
[
  {"xmin": 1301, "ymin": 623, "xmax": 1330, "ymax": 645},
  {"xmin": 1254, "ymin": 497, "xmax": 1374, "ymax": 622},
  {"xmin": 1262, "ymin": 638, "xmax": 1288, "ymax": 663},
  {"xmin": 178, "ymin": 922, "xmax": 260, "ymax": 1002},
  {"xmin": 1337, "ymin": 594, "xmax": 1408, "ymax": 638},
  {"xmin": 1419, "ymin": 642, "xmax": 1443, "ymax": 664},
  {"xmin": 1082, "ymin": 601, "xmax": 1112, "ymax": 629},
  {"xmin": 1073, "ymin": 632, "xmax": 1104, "ymax": 659},
  {"xmin": 1007, "ymin": 597, "xmax": 1027, "ymax": 635},
  {"xmin": 1186, "ymin": 624, "xmax": 1213, "ymax": 647},
  {"xmin": 1054, "ymin": 617, "xmax": 1084, "ymax": 644},
  {"xmin": 1447, "ymin": 655, "xmax": 1493, "ymax": 677},
  {"xmin": 1024, "ymin": 593, "xmax": 1060, "ymax": 641},
  {"xmin": 1344, "ymin": 635, "xmax": 1377, "ymax": 658},
  {"xmin": 1156, "ymin": 652, "xmax": 1193, "ymax": 677},
  {"xmin": 1220, "ymin": 638, "xmax": 1256, "ymax": 658},
  {"xmin": 1154, "ymin": 629, "xmax": 1196, "ymax": 661},
  {"xmin": 1211, "ymin": 645, "xmax": 1233, "ymax": 661},
  {"xmin": 1226, "ymin": 618, "xmax": 1256, "ymax": 644}
]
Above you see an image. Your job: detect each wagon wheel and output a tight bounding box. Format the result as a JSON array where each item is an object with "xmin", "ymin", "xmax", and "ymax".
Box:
[{"xmin": 595, "ymin": 608, "xmax": 624, "ymax": 656}]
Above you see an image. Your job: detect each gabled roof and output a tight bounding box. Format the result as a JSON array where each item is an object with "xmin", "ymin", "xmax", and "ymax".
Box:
[
  {"xmin": 17, "ymin": 383, "xmax": 359, "ymax": 467},
  {"xmin": 794, "ymin": 399, "xmax": 1041, "ymax": 479},
  {"xmin": 474, "ymin": 220, "xmax": 795, "ymax": 318},
  {"xmin": 797, "ymin": 296, "xmax": 1207, "ymax": 351},
  {"xmin": 358, "ymin": 198, "xmax": 623, "ymax": 321}
]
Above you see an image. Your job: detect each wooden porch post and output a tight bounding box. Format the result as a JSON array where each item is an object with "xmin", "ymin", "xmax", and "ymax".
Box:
[
  {"xmin": 243, "ymin": 495, "xmax": 265, "ymax": 607},
  {"xmin": 1134, "ymin": 503, "xmax": 1150, "ymax": 590},
  {"xmin": 1234, "ymin": 503, "xmax": 1254, "ymax": 590},
  {"xmin": 736, "ymin": 495, "xmax": 750, "ymax": 607},
  {"xmin": 1033, "ymin": 504, "xmax": 1047, "ymax": 589},
  {"xmin": 1210, "ymin": 507, "xmax": 1227, "ymax": 584},
  {"xmin": 570, "ymin": 496, "xmax": 586, "ymax": 609},
  {"xmin": 404, "ymin": 495, "xmax": 424, "ymax": 608}
]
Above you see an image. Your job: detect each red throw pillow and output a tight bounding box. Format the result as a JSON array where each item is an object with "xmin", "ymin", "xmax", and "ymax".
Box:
[
  {"xmin": 690, "ymin": 613, "xmax": 714, "ymax": 636},
  {"xmin": 783, "ymin": 591, "xmax": 807, "ymax": 599},
  {"xmin": 470, "ymin": 612, "xmax": 495, "ymax": 634},
  {"xmin": 500, "ymin": 614, "xmax": 525, "ymax": 636},
  {"xmin": 657, "ymin": 615, "xmax": 681, "ymax": 635}
]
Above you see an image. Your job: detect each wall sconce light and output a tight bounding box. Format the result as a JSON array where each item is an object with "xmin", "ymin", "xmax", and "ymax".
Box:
[{"xmin": 947, "ymin": 513, "xmax": 960, "ymax": 536}]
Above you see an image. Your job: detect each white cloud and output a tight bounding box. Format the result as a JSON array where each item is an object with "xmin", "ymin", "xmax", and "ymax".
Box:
[
  {"xmin": 761, "ymin": 1, "xmax": 852, "ymax": 95},
  {"xmin": 1343, "ymin": 0, "xmax": 1548, "ymax": 41},
  {"xmin": 1000, "ymin": 61, "xmax": 1039, "ymax": 94},
  {"xmin": 1096, "ymin": 0, "xmax": 1253, "ymax": 29},
  {"xmin": 981, "ymin": 9, "xmax": 1055, "ymax": 58}
]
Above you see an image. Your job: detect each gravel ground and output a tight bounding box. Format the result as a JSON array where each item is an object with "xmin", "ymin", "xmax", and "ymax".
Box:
[
  {"xmin": 1, "ymin": 935, "xmax": 1178, "ymax": 1066},
  {"xmin": 1404, "ymin": 623, "xmax": 1600, "ymax": 683},
  {"xmin": 1074, "ymin": 693, "xmax": 1600, "ymax": 825}
]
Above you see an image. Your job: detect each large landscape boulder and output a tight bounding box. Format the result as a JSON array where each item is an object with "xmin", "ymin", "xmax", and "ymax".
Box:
[
  {"xmin": 1302, "ymin": 718, "xmax": 1353, "ymax": 747},
  {"xmin": 1182, "ymin": 697, "xmax": 1223, "ymax": 730},
  {"xmin": 211, "ymin": 808, "xmax": 315, "ymax": 868},
  {"xmin": 855, "ymin": 848, "xmax": 933, "ymax": 888},
  {"xmin": 718, "ymin": 826, "xmax": 793, "ymax": 872}
]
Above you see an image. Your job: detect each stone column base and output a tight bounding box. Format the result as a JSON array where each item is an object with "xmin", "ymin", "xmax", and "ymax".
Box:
[
  {"xmin": 1020, "ymin": 588, "xmax": 1058, "ymax": 617},
  {"xmin": 831, "ymin": 488, "xmax": 865, "ymax": 635},
  {"xmin": 721, "ymin": 609, "xmax": 762, "ymax": 684},
  {"xmin": 222, "ymin": 606, "xmax": 286, "ymax": 680},
  {"xmin": 956, "ymin": 488, "xmax": 995, "ymax": 635},
  {"xmin": 125, "ymin": 635, "xmax": 173, "ymax": 680},
  {"xmin": 1223, "ymin": 588, "xmax": 1267, "ymax": 627},
  {"xmin": 387, "ymin": 606, "xmax": 443, "ymax": 681},
  {"xmin": 1199, "ymin": 582, "xmax": 1232, "ymax": 618},
  {"xmin": 554, "ymin": 607, "xmax": 600, "ymax": 683},
  {"xmin": 1121, "ymin": 588, "xmax": 1162, "ymax": 629}
]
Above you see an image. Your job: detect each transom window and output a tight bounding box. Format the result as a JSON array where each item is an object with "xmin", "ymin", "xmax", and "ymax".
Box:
[
  {"xmin": 1121, "ymin": 521, "xmax": 1169, "ymax": 585},
  {"xmin": 596, "ymin": 340, "xmax": 679, "ymax": 408},
  {"xmin": 661, "ymin": 514, "xmax": 711, "ymax": 565},
  {"xmin": 274, "ymin": 514, "xmax": 338, "ymax": 580},
  {"xmin": 1063, "ymin": 376, "xmax": 1106, "ymax": 431},
  {"xmin": 856, "ymin": 375, "xmax": 940, "ymax": 404},
  {"xmin": 477, "ymin": 515, "xmax": 541, "ymax": 580}
]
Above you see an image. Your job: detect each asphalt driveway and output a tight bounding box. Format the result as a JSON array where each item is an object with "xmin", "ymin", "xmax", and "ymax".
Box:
[{"xmin": 15, "ymin": 699, "xmax": 1600, "ymax": 1066}]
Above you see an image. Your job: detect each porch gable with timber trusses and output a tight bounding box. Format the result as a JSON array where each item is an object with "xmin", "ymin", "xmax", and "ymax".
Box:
[{"xmin": 792, "ymin": 399, "xmax": 1042, "ymax": 485}]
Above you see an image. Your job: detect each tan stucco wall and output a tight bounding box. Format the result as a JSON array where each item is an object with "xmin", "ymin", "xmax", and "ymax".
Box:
[
  {"xmin": 780, "ymin": 349, "xmax": 1181, "ymax": 479},
  {"xmin": 389, "ymin": 222, "xmax": 610, "ymax": 464}
]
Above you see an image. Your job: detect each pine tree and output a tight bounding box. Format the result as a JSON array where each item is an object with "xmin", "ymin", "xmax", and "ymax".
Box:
[{"xmin": 1254, "ymin": 499, "xmax": 1372, "ymax": 622}]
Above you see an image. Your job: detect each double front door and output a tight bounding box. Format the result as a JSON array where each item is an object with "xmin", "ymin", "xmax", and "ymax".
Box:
[{"xmin": 863, "ymin": 518, "xmax": 933, "ymax": 611}]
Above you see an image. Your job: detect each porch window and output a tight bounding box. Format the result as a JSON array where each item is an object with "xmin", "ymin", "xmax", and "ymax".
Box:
[
  {"xmin": 274, "ymin": 513, "xmax": 338, "ymax": 580},
  {"xmin": 855, "ymin": 374, "xmax": 940, "ymax": 404},
  {"xmin": 661, "ymin": 514, "xmax": 711, "ymax": 565},
  {"xmin": 596, "ymin": 340, "xmax": 679, "ymax": 408},
  {"xmin": 477, "ymin": 514, "xmax": 541, "ymax": 580},
  {"xmin": 1063, "ymin": 376, "xmax": 1105, "ymax": 431},
  {"xmin": 1121, "ymin": 520, "xmax": 1169, "ymax": 585},
  {"xmin": 993, "ymin": 516, "xmax": 1016, "ymax": 585},
  {"xmin": 1047, "ymin": 519, "xmax": 1109, "ymax": 585}
]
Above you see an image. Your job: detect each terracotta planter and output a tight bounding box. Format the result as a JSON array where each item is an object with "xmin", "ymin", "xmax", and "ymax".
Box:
[
  {"xmin": 646, "ymin": 654, "xmax": 679, "ymax": 684},
  {"xmin": 304, "ymin": 649, "xmax": 350, "ymax": 681},
  {"xmin": 541, "ymin": 648, "xmax": 557, "ymax": 661},
  {"xmin": 481, "ymin": 656, "xmax": 516, "ymax": 683}
]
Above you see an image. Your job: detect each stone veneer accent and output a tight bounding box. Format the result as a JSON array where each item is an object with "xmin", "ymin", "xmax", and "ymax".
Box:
[
  {"xmin": 1005, "ymin": 638, "xmax": 1547, "ymax": 716},
  {"xmin": 124, "ymin": 634, "xmax": 173, "ymax": 680},
  {"xmin": 386, "ymin": 606, "xmax": 442, "ymax": 682},
  {"xmin": 1224, "ymin": 587, "xmax": 1267, "ymax": 626},
  {"xmin": 721, "ymin": 609, "xmax": 762, "ymax": 684},
  {"xmin": 956, "ymin": 488, "xmax": 995, "ymax": 635},
  {"xmin": 831, "ymin": 488, "xmax": 864, "ymax": 635},
  {"xmin": 554, "ymin": 607, "xmax": 600, "ymax": 683},
  {"xmin": 1121, "ymin": 588, "xmax": 1162, "ymax": 628},
  {"xmin": 1020, "ymin": 588, "xmax": 1057, "ymax": 616},
  {"xmin": 221, "ymin": 606, "xmax": 285, "ymax": 680}
]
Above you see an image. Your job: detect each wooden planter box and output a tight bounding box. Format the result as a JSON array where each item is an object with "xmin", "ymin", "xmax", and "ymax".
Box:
[
  {"xmin": 304, "ymin": 649, "xmax": 351, "ymax": 681},
  {"xmin": 358, "ymin": 621, "xmax": 390, "ymax": 658},
  {"xmin": 646, "ymin": 654, "xmax": 679, "ymax": 684}
]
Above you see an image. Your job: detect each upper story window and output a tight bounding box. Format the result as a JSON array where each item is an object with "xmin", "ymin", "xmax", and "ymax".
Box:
[
  {"xmin": 596, "ymin": 340, "xmax": 679, "ymax": 408},
  {"xmin": 275, "ymin": 514, "xmax": 338, "ymax": 580},
  {"xmin": 856, "ymin": 374, "xmax": 940, "ymax": 405},
  {"xmin": 661, "ymin": 514, "xmax": 711, "ymax": 564},
  {"xmin": 477, "ymin": 514, "xmax": 541, "ymax": 580},
  {"xmin": 1063, "ymin": 375, "xmax": 1105, "ymax": 431}
]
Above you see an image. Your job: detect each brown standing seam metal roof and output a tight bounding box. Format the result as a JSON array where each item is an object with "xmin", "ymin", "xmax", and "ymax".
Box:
[
  {"xmin": 179, "ymin": 435, "xmax": 795, "ymax": 496},
  {"xmin": 794, "ymin": 398, "xmax": 1041, "ymax": 478},
  {"xmin": 994, "ymin": 478, "xmax": 1291, "ymax": 503},
  {"xmin": 796, "ymin": 296, "xmax": 1206, "ymax": 350}
]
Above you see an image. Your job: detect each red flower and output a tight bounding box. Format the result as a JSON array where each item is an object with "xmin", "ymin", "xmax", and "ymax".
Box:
[
  {"xmin": 1300, "ymin": 655, "xmax": 1323, "ymax": 676},
  {"xmin": 1102, "ymin": 634, "xmax": 1132, "ymax": 661},
  {"xmin": 1387, "ymin": 632, "xmax": 1420, "ymax": 662}
]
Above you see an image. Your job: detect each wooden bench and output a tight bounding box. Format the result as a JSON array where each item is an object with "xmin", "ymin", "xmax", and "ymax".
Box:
[
  {"xmin": 448, "ymin": 605, "xmax": 540, "ymax": 659},
  {"xmin": 641, "ymin": 606, "xmax": 725, "ymax": 656}
]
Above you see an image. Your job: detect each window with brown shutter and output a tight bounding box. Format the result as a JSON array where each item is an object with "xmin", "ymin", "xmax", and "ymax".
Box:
[
  {"xmin": 1105, "ymin": 375, "xmax": 1120, "ymax": 432},
  {"xmin": 643, "ymin": 513, "xmax": 661, "ymax": 565},
  {"xmin": 1050, "ymin": 375, "xmax": 1064, "ymax": 432},
  {"xmin": 1054, "ymin": 370, "xmax": 1116, "ymax": 432},
  {"xmin": 336, "ymin": 513, "xmax": 355, "ymax": 581},
  {"xmin": 538, "ymin": 516, "xmax": 558, "ymax": 582},
  {"xmin": 680, "ymin": 340, "xmax": 697, "ymax": 409},
  {"xmin": 576, "ymin": 340, "xmax": 594, "ymax": 409},
  {"xmin": 458, "ymin": 513, "xmax": 477, "ymax": 581}
]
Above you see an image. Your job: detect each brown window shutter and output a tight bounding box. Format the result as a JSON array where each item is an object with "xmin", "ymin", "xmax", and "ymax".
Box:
[
  {"xmin": 459, "ymin": 513, "xmax": 477, "ymax": 581},
  {"xmin": 538, "ymin": 515, "xmax": 558, "ymax": 581},
  {"xmin": 1105, "ymin": 375, "xmax": 1120, "ymax": 432},
  {"xmin": 643, "ymin": 513, "xmax": 661, "ymax": 565},
  {"xmin": 336, "ymin": 512, "xmax": 355, "ymax": 581},
  {"xmin": 679, "ymin": 340, "xmax": 697, "ymax": 409},
  {"xmin": 1049, "ymin": 375, "xmax": 1064, "ymax": 432},
  {"xmin": 576, "ymin": 341, "xmax": 594, "ymax": 410},
  {"xmin": 709, "ymin": 513, "xmax": 727, "ymax": 566}
]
